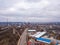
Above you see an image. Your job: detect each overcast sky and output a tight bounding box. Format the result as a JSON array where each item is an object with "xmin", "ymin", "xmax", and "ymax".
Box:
[{"xmin": 0, "ymin": 0, "xmax": 60, "ymax": 22}]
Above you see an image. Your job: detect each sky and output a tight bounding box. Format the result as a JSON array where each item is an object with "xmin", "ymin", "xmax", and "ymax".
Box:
[{"xmin": 0, "ymin": 0, "xmax": 60, "ymax": 22}]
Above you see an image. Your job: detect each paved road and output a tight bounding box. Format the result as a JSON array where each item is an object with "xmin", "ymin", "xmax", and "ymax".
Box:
[{"xmin": 17, "ymin": 29, "xmax": 28, "ymax": 45}]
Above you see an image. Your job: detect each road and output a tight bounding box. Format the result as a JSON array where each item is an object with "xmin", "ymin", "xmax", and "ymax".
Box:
[{"xmin": 17, "ymin": 28, "xmax": 28, "ymax": 45}]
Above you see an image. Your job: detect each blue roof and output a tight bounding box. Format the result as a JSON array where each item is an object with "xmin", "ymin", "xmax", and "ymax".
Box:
[{"xmin": 36, "ymin": 37, "xmax": 51, "ymax": 44}]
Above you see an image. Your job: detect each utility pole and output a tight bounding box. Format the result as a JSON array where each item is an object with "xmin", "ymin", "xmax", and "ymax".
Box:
[{"xmin": 7, "ymin": 17, "xmax": 8, "ymax": 26}]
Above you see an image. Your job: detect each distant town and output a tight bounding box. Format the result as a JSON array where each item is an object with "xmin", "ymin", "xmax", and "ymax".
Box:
[{"xmin": 0, "ymin": 22, "xmax": 60, "ymax": 45}]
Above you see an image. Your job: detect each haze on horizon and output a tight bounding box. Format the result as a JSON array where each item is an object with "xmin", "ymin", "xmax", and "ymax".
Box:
[{"xmin": 0, "ymin": 0, "xmax": 60, "ymax": 22}]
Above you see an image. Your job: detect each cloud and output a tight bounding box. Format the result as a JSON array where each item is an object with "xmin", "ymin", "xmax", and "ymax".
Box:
[
  {"xmin": 0, "ymin": 0, "xmax": 49, "ymax": 13},
  {"xmin": 0, "ymin": 0, "xmax": 60, "ymax": 22}
]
